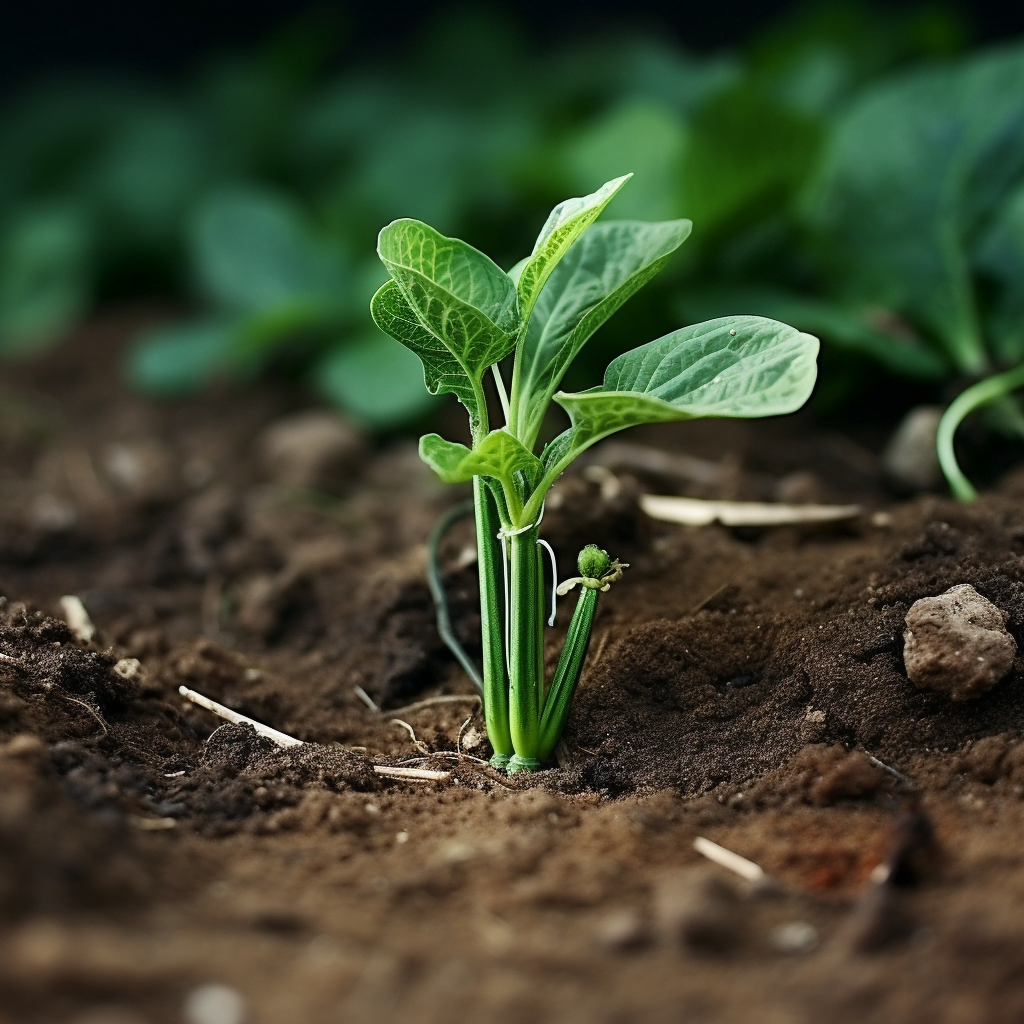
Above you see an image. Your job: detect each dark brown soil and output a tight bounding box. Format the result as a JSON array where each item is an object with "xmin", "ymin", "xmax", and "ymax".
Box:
[{"xmin": 3, "ymin": 310, "xmax": 1024, "ymax": 1024}]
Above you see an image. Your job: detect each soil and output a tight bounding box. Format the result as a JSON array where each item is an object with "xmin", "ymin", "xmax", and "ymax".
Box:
[{"xmin": 3, "ymin": 308, "xmax": 1024, "ymax": 1024}]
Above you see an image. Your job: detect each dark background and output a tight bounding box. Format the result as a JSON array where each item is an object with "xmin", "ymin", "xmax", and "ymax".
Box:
[{"xmin": 4, "ymin": 0, "xmax": 1024, "ymax": 92}]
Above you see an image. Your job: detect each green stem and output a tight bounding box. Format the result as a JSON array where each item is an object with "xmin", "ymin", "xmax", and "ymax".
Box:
[
  {"xmin": 426, "ymin": 500, "xmax": 482, "ymax": 694},
  {"xmin": 538, "ymin": 586, "xmax": 598, "ymax": 761},
  {"xmin": 937, "ymin": 362, "xmax": 1024, "ymax": 502},
  {"xmin": 474, "ymin": 477, "xmax": 512, "ymax": 763},
  {"xmin": 507, "ymin": 525, "xmax": 543, "ymax": 764}
]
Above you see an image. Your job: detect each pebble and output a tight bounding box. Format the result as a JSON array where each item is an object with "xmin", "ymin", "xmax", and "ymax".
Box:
[
  {"xmin": 882, "ymin": 405, "xmax": 944, "ymax": 491},
  {"xmin": 903, "ymin": 584, "xmax": 1016, "ymax": 699},
  {"xmin": 183, "ymin": 984, "xmax": 246, "ymax": 1024}
]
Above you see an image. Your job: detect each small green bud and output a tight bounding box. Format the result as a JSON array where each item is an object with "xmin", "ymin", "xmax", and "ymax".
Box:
[{"xmin": 577, "ymin": 544, "xmax": 611, "ymax": 579}]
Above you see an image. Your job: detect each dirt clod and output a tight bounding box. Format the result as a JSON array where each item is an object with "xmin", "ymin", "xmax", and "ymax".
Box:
[{"xmin": 903, "ymin": 584, "xmax": 1017, "ymax": 699}]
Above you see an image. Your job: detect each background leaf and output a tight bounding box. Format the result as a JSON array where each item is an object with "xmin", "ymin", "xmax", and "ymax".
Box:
[
  {"xmin": 192, "ymin": 185, "xmax": 345, "ymax": 315},
  {"xmin": 804, "ymin": 42, "xmax": 1024, "ymax": 374},
  {"xmin": 124, "ymin": 318, "xmax": 238, "ymax": 396},
  {"xmin": 975, "ymin": 181, "xmax": 1024, "ymax": 365},
  {"xmin": 313, "ymin": 331, "xmax": 438, "ymax": 428},
  {"xmin": 0, "ymin": 203, "xmax": 91, "ymax": 356}
]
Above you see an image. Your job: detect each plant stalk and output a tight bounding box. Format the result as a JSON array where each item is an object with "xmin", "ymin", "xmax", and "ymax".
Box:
[
  {"xmin": 507, "ymin": 524, "xmax": 543, "ymax": 768},
  {"xmin": 538, "ymin": 586, "xmax": 599, "ymax": 760},
  {"xmin": 474, "ymin": 476, "xmax": 512, "ymax": 764},
  {"xmin": 937, "ymin": 361, "xmax": 1024, "ymax": 501}
]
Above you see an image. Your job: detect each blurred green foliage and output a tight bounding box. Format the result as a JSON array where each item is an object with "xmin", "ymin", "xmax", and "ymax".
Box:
[{"xmin": 6, "ymin": 2, "xmax": 1018, "ymax": 433}]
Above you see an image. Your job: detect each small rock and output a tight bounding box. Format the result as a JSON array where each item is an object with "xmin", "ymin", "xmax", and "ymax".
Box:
[
  {"xmin": 257, "ymin": 410, "xmax": 365, "ymax": 493},
  {"xmin": 594, "ymin": 908, "xmax": 649, "ymax": 951},
  {"xmin": 183, "ymin": 984, "xmax": 246, "ymax": 1024},
  {"xmin": 113, "ymin": 658, "xmax": 142, "ymax": 681},
  {"xmin": 903, "ymin": 584, "xmax": 1016, "ymax": 699},
  {"xmin": 653, "ymin": 868, "xmax": 739, "ymax": 952},
  {"xmin": 770, "ymin": 921, "xmax": 818, "ymax": 954},
  {"xmin": 882, "ymin": 406, "xmax": 943, "ymax": 492}
]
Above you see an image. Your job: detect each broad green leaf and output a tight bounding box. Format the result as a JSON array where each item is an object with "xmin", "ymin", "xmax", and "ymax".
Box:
[
  {"xmin": 676, "ymin": 285, "xmax": 947, "ymax": 380},
  {"xmin": 371, "ymin": 280, "xmax": 486, "ymax": 430},
  {"xmin": 515, "ymin": 174, "xmax": 631, "ymax": 320},
  {"xmin": 193, "ymin": 186, "xmax": 344, "ymax": 314},
  {"xmin": 976, "ymin": 182, "xmax": 1024, "ymax": 365},
  {"xmin": 804, "ymin": 42, "xmax": 1024, "ymax": 375},
  {"xmin": 313, "ymin": 332, "xmax": 438, "ymax": 428},
  {"xmin": 419, "ymin": 430, "xmax": 542, "ymax": 488},
  {"xmin": 553, "ymin": 316, "xmax": 818, "ymax": 460},
  {"xmin": 91, "ymin": 108, "xmax": 208, "ymax": 244},
  {"xmin": 0, "ymin": 204, "xmax": 91, "ymax": 356},
  {"xmin": 377, "ymin": 219, "xmax": 520, "ymax": 432},
  {"xmin": 511, "ymin": 219, "xmax": 692, "ymax": 444},
  {"xmin": 125, "ymin": 318, "xmax": 238, "ymax": 397},
  {"xmin": 377, "ymin": 219, "xmax": 518, "ymax": 368}
]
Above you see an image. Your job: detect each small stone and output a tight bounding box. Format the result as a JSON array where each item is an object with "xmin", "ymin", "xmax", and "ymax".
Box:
[
  {"xmin": 903, "ymin": 584, "xmax": 1016, "ymax": 699},
  {"xmin": 594, "ymin": 908, "xmax": 649, "ymax": 951},
  {"xmin": 653, "ymin": 868, "xmax": 739, "ymax": 952},
  {"xmin": 882, "ymin": 406, "xmax": 943, "ymax": 492},
  {"xmin": 770, "ymin": 921, "xmax": 818, "ymax": 954},
  {"xmin": 113, "ymin": 658, "xmax": 142, "ymax": 681},
  {"xmin": 183, "ymin": 984, "xmax": 246, "ymax": 1024},
  {"xmin": 257, "ymin": 410, "xmax": 365, "ymax": 493}
]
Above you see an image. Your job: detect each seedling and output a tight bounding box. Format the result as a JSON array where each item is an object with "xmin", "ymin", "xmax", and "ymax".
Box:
[{"xmin": 372, "ymin": 174, "xmax": 818, "ymax": 771}]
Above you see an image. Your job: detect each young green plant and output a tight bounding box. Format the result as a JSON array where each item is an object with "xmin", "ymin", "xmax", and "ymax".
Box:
[{"xmin": 372, "ymin": 173, "xmax": 819, "ymax": 772}]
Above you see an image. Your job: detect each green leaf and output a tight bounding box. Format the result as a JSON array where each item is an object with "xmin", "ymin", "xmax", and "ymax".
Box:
[
  {"xmin": 91, "ymin": 108, "xmax": 208, "ymax": 245},
  {"xmin": 376, "ymin": 219, "xmax": 519, "ymax": 433},
  {"xmin": 313, "ymin": 332, "xmax": 438, "ymax": 429},
  {"xmin": 371, "ymin": 280, "xmax": 487, "ymax": 430},
  {"xmin": 419, "ymin": 430, "xmax": 542, "ymax": 488},
  {"xmin": 976, "ymin": 181, "xmax": 1024, "ymax": 365},
  {"xmin": 511, "ymin": 219, "xmax": 692, "ymax": 444},
  {"xmin": 124, "ymin": 318, "xmax": 238, "ymax": 397},
  {"xmin": 515, "ymin": 174, "xmax": 631, "ymax": 321},
  {"xmin": 378, "ymin": 217, "xmax": 518, "ymax": 356},
  {"xmin": 0, "ymin": 204, "xmax": 91, "ymax": 357},
  {"xmin": 554, "ymin": 316, "xmax": 818, "ymax": 458},
  {"xmin": 193, "ymin": 186, "xmax": 344, "ymax": 315},
  {"xmin": 804, "ymin": 42, "xmax": 1024, "ymax": 375}
]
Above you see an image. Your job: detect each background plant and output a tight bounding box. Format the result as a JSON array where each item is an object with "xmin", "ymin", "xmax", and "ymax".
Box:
[
  {"xmin": 0, "ymin": 4, "xmax": 973, "ymax": 438},
  {"xmin": 371, "ymin": 175, "xmax": 819, "ymax": 770}
]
